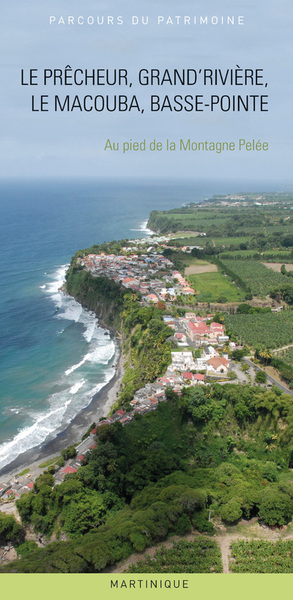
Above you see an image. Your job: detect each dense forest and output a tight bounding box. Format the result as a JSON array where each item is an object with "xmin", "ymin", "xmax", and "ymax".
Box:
[{"xmin": 3, "ymin": 382, "xmax": 293, "ymax": 572}]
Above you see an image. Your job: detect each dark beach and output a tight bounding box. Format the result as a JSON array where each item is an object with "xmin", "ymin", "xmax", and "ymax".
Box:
[{"xmin": 0, "ymin": 347, "xmax": 123, "ymax": 481}]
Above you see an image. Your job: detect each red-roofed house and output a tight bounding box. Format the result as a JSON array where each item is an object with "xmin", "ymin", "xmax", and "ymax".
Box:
[
  {"xmin": 187, "ymin": 321, "xmax": 210, "ymax": 341},
  {"xmin": 146, "ymin": 294, "xmax": 159, "ymax": 304},
  {"xmin": 206, "ymin": 357, "xmax": 230, "ymax": 375},
  {"xmin": 62, "ymin": 466, "xmax": 78, "ymax": 475},
  {"xmin": 182, "ymin": 372, "xmax": 193, "ymax": 380},
  {"xmin": 194, "ymin": 373, "xmax": 205, "ymax": 383}
]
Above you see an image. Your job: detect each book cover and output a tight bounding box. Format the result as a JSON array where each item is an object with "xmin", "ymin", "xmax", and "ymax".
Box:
[{"xmin": 0, "ymin": 0, "xmax": 293, "ymax": 598}]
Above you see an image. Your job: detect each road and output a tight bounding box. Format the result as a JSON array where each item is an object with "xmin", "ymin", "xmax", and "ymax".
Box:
[{"xmin": 243, "ymin": 357, "xmax": 293, "ymax": 396}]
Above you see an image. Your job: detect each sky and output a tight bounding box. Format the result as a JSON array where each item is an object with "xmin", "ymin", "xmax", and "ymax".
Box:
[{"xmin": 0, "ymin": 0, "xmax": 292, "ymax": 183}]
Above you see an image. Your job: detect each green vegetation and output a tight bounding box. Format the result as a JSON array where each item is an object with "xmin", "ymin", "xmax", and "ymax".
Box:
[
  {"xmin": 65, "ymin": 267, "xmax": 126, "ymax": 330},
  {"xmin": 220, "ymin": 259, "xmax": 290, "ymax": 298},
  {"xmin": 5, "ymin": 204, "xmax": 293, "ymax": 574},
  {"xmin": 225, "ymin": 311, "xmax": 293, "ymax": 349},
  {"xmin": 66, "ymin": 263, "xmax": 172, "ymax": 408},
  {"xmin": 230, "ymin": 540, "xmax": 293, "ymax": 573},
  {"xmin": 39, "ymin": 458, "xmax": 60, "ymax": 469},
  {"xmin": 0, "ymin": 514, "xmax": 24, "ymax": 545},
  {"xmin": 126, "ymin": 538, "xmax": 222, "ymax": 573},
  {"xmin": 2, "ymin": 383, "xmax": 293, "ymax": 572},
  {"xmin": 255, "ymin": 370, "xmax": 267, "ymax": 384},
  {"xmin": 16, "ymin": 541, "xmax": 39, "ymax": 558},
  {"xmin": 148, "ymin": 198, "xmax": 293, "ymax": 252},
  {"xmin": 188, "ymin": 271, "xmax": 245, "ymax": 303},
  {"xmin": 118, "ymin": 295, "xmax": 172, "ymax": 406},
  {"xmin": 61, "ymin": 445, "xmax": 77, "ymax": 461},
  {"xmin": 220, "ymin": 250, "xmax": 293, "ymax": 261},
  {"xmin": 17, "ymin": 468, "xmax": 30, "ymax": 477},
  {"xmin": 279, "ymin": 347, "xmax": 293, "ymax": 366}
]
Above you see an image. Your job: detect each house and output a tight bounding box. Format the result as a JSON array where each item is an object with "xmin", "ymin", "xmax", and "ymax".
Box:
[
  {"xmin": 170, "ymin": 351, "xmax": 195, "ymax": 371},
  {"xmin": 218, "ymin": 335, "xmax": 229, "ymax": 344},
  {"xmin": 193, "ymin": 373, "xmax": 205, "ymax": 384},
  {"xmin": 145, "ymin": 293, "xmax": 159, "ymax": 304},
  {"xmin": 62, "ymin": 466, "xmax": 78, "ymax": 476},
  {"xmin": 206, "ymin": 356, "xmax": 230, "ymax": 375},
  {"xmin": 182, "ymin": 372, "xmax": 193, "ymax": 380}
]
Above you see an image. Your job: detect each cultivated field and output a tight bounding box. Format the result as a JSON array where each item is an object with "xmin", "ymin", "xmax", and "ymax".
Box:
[
  {"xmin": 263, "ymin": 262, "xmax": 293, "ymax": 272},
  {"xmin": 185, "ymin": 262, "xmax": 218, "ymax": 275},
  {"xmin": 188, "ymin": 271, "xmax": 245, "ymax": 303}
]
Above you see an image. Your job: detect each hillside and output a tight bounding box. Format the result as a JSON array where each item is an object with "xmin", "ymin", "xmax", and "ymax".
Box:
[{"xmin": 2, "ymin": 382, "xmax": 293, "ymax": 572}]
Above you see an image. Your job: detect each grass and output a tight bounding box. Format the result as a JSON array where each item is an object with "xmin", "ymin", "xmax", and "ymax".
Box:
[
  {"xmin": 178, "ymin": 254, "xmax": 212, "ymax": 268},
  {"xmin": 38, "ymin": 457, "xmax": 60, "ymax": 469},
  {"xmin": 171, "ymin": 347, "xmax": 194, "ymax": 353},
  {"xmin": 210, "ymin": 236, "xmax": 253, "ymax": 247},
  {"xmin": 188, "ymin": 271, "xmax": 246, "ymax": 303},
  {"xmin": 17, "ymin": 468, "xmax": 30, "ymax": 477}
]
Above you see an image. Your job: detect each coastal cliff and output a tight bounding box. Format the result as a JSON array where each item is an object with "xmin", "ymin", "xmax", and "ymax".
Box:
[
  {"xmin": 64, "ymin": 259, "xmax": 172, "ymax": 407},
  {"xmin": 65, "ymin": 263, "xmax": 126, "ymax": 333}
]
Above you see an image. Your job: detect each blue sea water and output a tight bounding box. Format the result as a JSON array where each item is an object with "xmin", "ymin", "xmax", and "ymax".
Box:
[{"xmin": 0, "ymin": 178, "xmax": 285, "ymax": 472}]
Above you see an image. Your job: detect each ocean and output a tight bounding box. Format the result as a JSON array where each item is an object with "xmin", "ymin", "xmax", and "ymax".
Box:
[{"xmin": 0, "ymin": 178, "xmax": 284, "ymax": 473}]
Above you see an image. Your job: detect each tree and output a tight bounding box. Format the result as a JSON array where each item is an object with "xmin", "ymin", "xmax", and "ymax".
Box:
[
  {"xmin": 0, "ymin": 514, "xmax": 24, "ymax": 543},
  {"xmin": 61, "ymin": 445, "xmax": 77, "ymax": 461},
  {"xmin": 255, "ymin": 370, "xmax": 267, "ymax": 384},
  {"xmin": 259, "ymin": 349, "xmax": 272, "ymax": 365},
  {"xmin": 221, "ymin": 499, "xmax": 242, "ymax": 523},
  {"xmin": 62, "ymin": 491, "xmax": 106, "ymax": 537},
  {"xmin": 258, "ymin": 491, "xmax": 293, "ymax": 526}
]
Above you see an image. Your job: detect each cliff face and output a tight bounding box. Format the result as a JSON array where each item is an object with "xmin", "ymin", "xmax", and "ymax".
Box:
[{"xmin": 65, "ymin": 267, "xmax": 125, "ymax": 333}]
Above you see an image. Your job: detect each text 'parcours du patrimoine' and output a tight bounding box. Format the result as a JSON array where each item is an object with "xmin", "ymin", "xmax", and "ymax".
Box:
[{"xmin": 20, "ymin": 66, "xmax": 269, "ymax": 114}]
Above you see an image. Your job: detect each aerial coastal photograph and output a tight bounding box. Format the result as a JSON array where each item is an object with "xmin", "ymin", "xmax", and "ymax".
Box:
[
  {"xmin": 2, "ymin": 179, "xmax": 293, "ymax": 573},
  {"xmin": 1, "ymin": 0, "xmax": 292, "ymax": 587}
]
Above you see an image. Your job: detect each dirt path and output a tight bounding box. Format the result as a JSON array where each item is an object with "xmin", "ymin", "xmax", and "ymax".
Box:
[
  {"xmin": 272, "ymin": 343, "xmax": 293, "ymax": 354},
  {"xmin": 263, "ymin": 262, "xmax": 293, "ymax": 272},
  {"xmin": 107, "ymin": 522, "xmax": 293, "ymax": 574},
  {"xmin": 106, "ymin": 533, "xmax": 197, "ymax": 573},
  {"xmin": 216, "ymin": 522, "xmax": 293, "ymax": 573}
]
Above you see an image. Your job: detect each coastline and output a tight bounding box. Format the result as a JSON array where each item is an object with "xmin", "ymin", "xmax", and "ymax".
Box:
[{"xmin": 0, "ymin": 339, "xmax": 124, "ymax": 481}]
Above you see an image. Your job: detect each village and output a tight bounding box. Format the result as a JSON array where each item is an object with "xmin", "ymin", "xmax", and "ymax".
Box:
[
  {"xmin": 77, "ymin": 246, "xmax": 196, "ymax": 303},
  {"xmin": 0, "ymin": 243, "xmax": 238, "ymax": 506}
]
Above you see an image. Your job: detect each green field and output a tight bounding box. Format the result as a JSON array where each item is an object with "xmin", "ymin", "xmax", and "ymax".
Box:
[
  {"xmin": 188, "ymin": 271, "xmax": 246, "ymax": 303},
  {"xmin": 169, "ymin": 236, "xmax": 206, "ymax": 246},
  {"xmin": 225, "ymin": 310, "xmax": 293, "ymax": 348},
  {"xmin": 126, "ymin": 538, "xmax": 222, "ymax": 573},
  {"xmin": 210, "ymin": 236, "xmax": 253, "ymax": 246},
  {"xmin": 221, "ymin": 259, "xmax": 288, "ymax": 297},
  {"xmin": 278, "ymin": 346, "xmax": 293, "ymax": 365},
  {"xmin": 230, "ymin": 540, "xmax": 293, "ymax": 573},
  {"xmin": 220, "ymin": 250, "xmax": 293, "ymax": 261}
]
